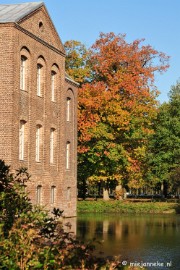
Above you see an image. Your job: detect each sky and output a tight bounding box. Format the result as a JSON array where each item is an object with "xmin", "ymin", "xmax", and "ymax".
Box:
[{"xmin": 1, "ymin": 0, "xmax": 180, "ymax": 103}]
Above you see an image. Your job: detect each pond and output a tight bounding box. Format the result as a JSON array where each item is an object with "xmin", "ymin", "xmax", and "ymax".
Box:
[{"xmin": 76, "ymin": 214, "xmax": 180, "ymax": 270}]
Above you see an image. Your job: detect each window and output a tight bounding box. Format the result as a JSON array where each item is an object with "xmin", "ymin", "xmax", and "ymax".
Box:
[
  {"xmin": 37, "ymin": 64, "xmax": 42, "ymax": 96},
  {"xmin": 20, "ymin": 47, "xmax": 30, "ymax": 91},
  {"xmin": 67, "ymin": 98, "xmax": 71, "ymax": 121},
  {"xmin": 20, "ymin": 56, "xmax": 27, "ymax": 90},
  {"xmin": 37, "ymin": 185, "xmax": 42, "ymax": 204},
  {"xmin": 39, "ymin": 21, "xmax": 44, "ymax": 32},
  {"xmin": 67, "ymin": 187, "xmax": 71, "ymax": 201},
  {"xmin": 51, "ymin": 64, "xmax": 59, "ymax": 102},
  {"xmin": 19, "ymin": 120, "xmax": 25, "ymax": 160},
  {"xmin": 66, "ymin": 142, "xmax": 70, "ymax": 169},
  {"xmin": 51, "ymin": 186, "xmax": 56, "ymax": 204},
  {"xmin": 36, "ymin": 125, "xmax": 41, "ymax": 162},
  {"xmin": 51, "ymin": 71, "xmax": 56, "ymax": 102},
  {"xmin": 67, "ymin": 89, "xmax": 74, "ymax": 122},
  {"xmin": 50, "ymin": 128, "xmax": 55, "ymax": 164}
]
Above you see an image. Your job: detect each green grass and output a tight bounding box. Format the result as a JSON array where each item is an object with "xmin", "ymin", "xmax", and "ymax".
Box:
[{"xmin": 77, "ymin": 200, "xmax": 180, "ymax": 214}]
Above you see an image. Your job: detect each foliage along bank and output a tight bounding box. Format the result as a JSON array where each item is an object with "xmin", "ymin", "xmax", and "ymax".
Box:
[{"xmin": 0, "ymin": 160, "xmax": 145, "ymax": 270}]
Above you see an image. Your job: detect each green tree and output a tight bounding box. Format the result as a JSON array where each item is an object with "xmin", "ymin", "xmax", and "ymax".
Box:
[
  {"xmin": 64, "ymin": 40, "xmax": 91, "ymax": 85},
  {"xmin": 147, "ymin": 80, "xmax": 180, "ymax": 195},
  {"xmin": 0, "ymin": 160, "xmax": 32, "ymax": 237}
]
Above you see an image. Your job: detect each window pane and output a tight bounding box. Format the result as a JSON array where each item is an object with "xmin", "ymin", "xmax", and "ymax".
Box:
[
  {"xmin": 20, "ymin": 56, "xmax": 26, "ymax": 90},
  {"xmin": 37, "ymin": 64, "xmax": 42, "ymax": 96},
  {"xmin": 67, "ymin": 187, "xmax": 71, "ymax": 201},
  {"xmin": 50, "ymin": 129, "xmax": 55, "ymax": 163},
  {"xmin": 37, "ymin": 185, "xmax": 42, "ymax": 204},
  {"xmin": 51, "ymin": 71, "xmax": 56, "ymax": 102},
  {"xmin": 19, "ymin": 121, "xmax": 25, "ymax": 160},
  {"xmin": 67, "ymin": 98, "xmax": 71, "ymax": 121},
  {"xmin": 36, "ymin": 126, "xmax": 41, "ymax": 162},
  {"xmin": 66, "ymin": 142, "xmax": 70, "ymax": 169},
  {"xmin": 51, "ymin": 186, "xmax": 56, "ymax": 204}
]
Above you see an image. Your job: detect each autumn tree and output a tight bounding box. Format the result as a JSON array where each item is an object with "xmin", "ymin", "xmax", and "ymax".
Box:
[
  {"xmin": 64, "ymin": 40, "xmax": 91, "ymax": 85},
  {"xmin": 65, "ymin": 33, "xmax": 169, "ymax": 199}
]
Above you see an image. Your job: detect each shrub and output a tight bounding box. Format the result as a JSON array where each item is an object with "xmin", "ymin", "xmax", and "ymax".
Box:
[{"xmin": 0, "ymin": 160, "xmax": 131, "ymax": 269}]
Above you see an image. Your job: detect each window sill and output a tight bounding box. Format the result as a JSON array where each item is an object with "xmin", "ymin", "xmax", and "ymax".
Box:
[{"xmin": 20, "ymin": 89, "xmax": 28, "ymax": 93}]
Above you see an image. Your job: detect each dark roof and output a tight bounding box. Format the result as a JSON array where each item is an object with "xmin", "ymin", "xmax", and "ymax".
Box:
[{"xmin": 0, "ymin": 2, "xmax": 44, "ymax": 23}]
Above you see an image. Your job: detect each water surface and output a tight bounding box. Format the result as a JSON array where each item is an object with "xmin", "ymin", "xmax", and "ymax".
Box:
[{"xmin": 77, "ymin": 214, "xmax": 180, "ymax": 270}]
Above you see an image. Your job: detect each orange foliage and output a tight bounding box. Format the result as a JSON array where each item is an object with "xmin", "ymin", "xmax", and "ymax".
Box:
[{"xmin": 77, "ymin": 32, "xmax": 169, "ymax": 187}]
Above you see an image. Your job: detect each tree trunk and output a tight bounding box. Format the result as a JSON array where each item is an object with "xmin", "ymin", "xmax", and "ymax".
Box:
[
  {"xmin": 115, "ymin": 185, "xmax": 123, "ymax": 200},
  {"xmin": 103, "ymin": 183, "xmax": 109, "ymax": 200},
  {"xmin": 103, "ymin": 188, "xmax": 109, "ymax": 200}
]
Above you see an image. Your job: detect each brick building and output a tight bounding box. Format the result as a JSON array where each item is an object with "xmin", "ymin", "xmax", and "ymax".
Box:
[{"xmin": 0, "ymin": 2, "xmax": 78, "ymax": 217}]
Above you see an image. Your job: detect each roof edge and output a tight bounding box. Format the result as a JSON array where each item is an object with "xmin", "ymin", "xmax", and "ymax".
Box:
[
  {"xmin": 16, "ymin": 2, "xmax": 44, "ymax": 23},
  {"xmin": 65, "ymin": 73, "xmax": 79, "ymax": 87},
  {"xmin": 16, "ymin": 2, "xmax": 65, "ymax": 55}
]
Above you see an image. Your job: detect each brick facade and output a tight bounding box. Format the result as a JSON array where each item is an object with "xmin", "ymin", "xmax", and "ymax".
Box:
[{"xmin": 0, "ymin": 3, "xmax": 78, "ymax": 217}]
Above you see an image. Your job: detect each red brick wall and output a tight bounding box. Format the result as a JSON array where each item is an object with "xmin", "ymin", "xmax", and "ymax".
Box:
[
  {"xmin": 0, "ymin": 6, "xmax": 77, "ymax": 217},
  {"xmin": 0, "ymin": 25, "xmax": 15, "ymax": 163}
]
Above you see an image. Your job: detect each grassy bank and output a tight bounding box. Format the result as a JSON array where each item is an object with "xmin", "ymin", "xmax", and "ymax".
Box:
[{"xmin": 77, "ymin": 200, "xmax": 180, "ymax": 214}]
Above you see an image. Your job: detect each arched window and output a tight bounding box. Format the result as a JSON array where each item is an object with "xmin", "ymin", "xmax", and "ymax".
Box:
[
  {"xmin": 37, "ymin": 185, "xmax": 42, "ymax": 204},
  {"xmin": 66, "ymin": 141, "xmax": 70, "ymax": 169},
  {"xmin": 51, "ymin": 71, "xmax": 56, "ymax": 102},
  {"xmin": 51, "ymin": 64, "xmax": 59, "ymax": 102},
  {"xmin": 20, "ymin": 47, "xmax": 30, "ymax": 91},
  {"xmin": 19, "ymin": 120, "xmax": 26, "ymax": 160},
  {"xmin": 67, "ymin": 187, "xmax": 71, "ymax": 201},
  {"xmin": 35, "ymin": 125, "xmax": 42, "ymax": 162},
  {"xmin": 66, "ymin": 89, "xmax": 74, "ymax": 122},
  {"xmin": 20, "ymin": 56, "xmax": 27, "ymax": 90},
  {"xmin": 51, "ymin": 186, "xmax": 56, "ymax": 204},
  {"xmin": 37, "ymin": 56, "xmax": 45, "ymax": 97},
  {"xmin": 50, "ymin": 128, "xmax": 55, "ymax": 164},
  {"xmin": 66, "ymin": 97, "xmax": 71, "ymax": 121},
  {"xmin": 37, "ymin": 64, "xmax": 43, "ymax": 96},
  {"xmin": 39, "ymin": 21, "xmax": 44, "ymax": 32}
]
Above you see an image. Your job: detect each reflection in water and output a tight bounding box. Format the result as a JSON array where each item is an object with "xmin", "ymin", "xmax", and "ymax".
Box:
[{"xmin": 77, "ymin": 214, "xmax": 180, "ymax": 270}]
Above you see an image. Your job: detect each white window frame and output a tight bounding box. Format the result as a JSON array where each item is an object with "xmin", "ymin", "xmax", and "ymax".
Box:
[
  {"xmin": 67, "ymin": 187, "xmax": 71, "ymax": 201},
  {"xmin": 66, "ymin": 142, "xmax": 70, "ymax": 169},
  {"xmin": 67, "ymin": 98, "xmax": 71, "ymax": 122},
  {"xmin": 37, "ymin": 185, "xmax": 42, "ymax": 204},
  {"xmin": 36, "ymin": 125, "xmax": 41, "ymax": 162},
  {"xmin": 37, "ymin": 64, "xmax": 42, "ymax": 96},
  {"xmin": 50, "ymin": 128, "xmax": 55, "ymax": 164},
  {"xmin": 51, "ymin": 186, "xmax": 56, "ymax": 204},
  {"xmin": 19, "ymin": 121, "xmax": 25, "ymax": 160},
  {"xmin": 51, "ymin": 71, "xmax": 56, "ymax": 102},
  {"xmin": 20, "ymin": 56, "xmax": 27, "ymax": 90}
]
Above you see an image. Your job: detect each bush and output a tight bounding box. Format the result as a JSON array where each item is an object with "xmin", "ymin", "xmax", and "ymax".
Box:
[{"xmin": 0, "ymin": 160, "xmax": 134, "ymax": 270}]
